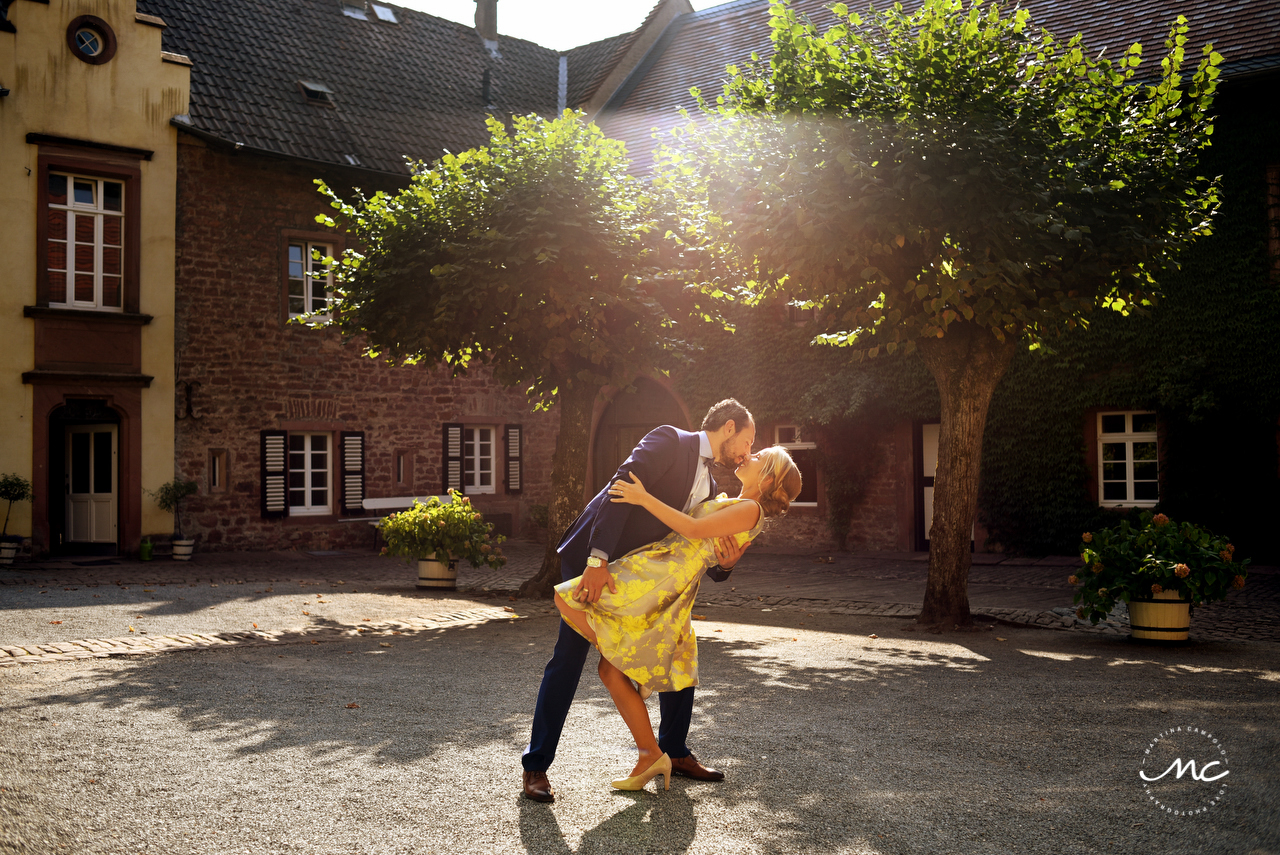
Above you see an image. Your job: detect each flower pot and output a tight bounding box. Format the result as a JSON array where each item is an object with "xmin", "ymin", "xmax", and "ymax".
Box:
[
  {"xmin": 417, "ymin": 554, "xmax": 458, "ymax": 590},
  {"xmin": 0, "ymin": 542, "xmax": 17, "ymax": 565},
  {"xmin": 1128, "ymin": 589, "xmax": 1190, "ymax": 642},
  {"xmin": 172, "ymin": 539, "xmax": 196, "ymax": 561}
]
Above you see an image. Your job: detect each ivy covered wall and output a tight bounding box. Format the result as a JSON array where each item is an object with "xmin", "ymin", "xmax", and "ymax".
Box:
[{"xmin": 676, "ymin": 72, "xmax": 1280, "ymax": 560}]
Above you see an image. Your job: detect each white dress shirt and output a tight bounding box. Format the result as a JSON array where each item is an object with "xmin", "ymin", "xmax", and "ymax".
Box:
[{"xmin": 683, "ymin": 432, "xmax": 714, "ymax": 513}]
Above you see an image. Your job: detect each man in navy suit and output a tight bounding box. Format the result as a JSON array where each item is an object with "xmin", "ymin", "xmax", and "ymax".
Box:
[{"xmin": 521, "ymin": 399, "xmax": 757, "ymax": 802}]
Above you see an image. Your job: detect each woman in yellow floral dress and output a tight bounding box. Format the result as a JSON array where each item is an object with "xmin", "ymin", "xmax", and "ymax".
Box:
[{"xmin": 554, "ymin": 446, "xmax": 802, "ymax": 791}]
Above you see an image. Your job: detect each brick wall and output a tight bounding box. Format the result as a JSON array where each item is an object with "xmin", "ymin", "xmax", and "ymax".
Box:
[
  {"xmin": 172, "ymin": 137, "xmax": 557, "ymax": 551},
  {"xmin": 750, "ymin": 423, "xmax": 912, "ymax": 553}
]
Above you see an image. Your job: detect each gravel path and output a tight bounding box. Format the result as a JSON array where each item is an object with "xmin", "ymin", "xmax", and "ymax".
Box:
[{"xmin": 2, "ymin": 606, "xmax": 1277, "ymax": 855}]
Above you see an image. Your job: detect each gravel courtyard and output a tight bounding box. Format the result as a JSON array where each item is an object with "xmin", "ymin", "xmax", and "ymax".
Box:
[{"xmin": 2, "ymin": 605, "xmax": 1277, "ymax": 855}]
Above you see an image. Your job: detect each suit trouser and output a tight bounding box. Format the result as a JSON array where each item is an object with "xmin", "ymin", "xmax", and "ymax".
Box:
[{"xmin": 521, "ymin": 559, "xmax": 695, "ymax": 772}]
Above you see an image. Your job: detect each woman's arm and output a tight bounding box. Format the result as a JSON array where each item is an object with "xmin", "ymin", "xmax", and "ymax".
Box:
[{"xmin": 609, "ymin": 473, "xmax": 759, "ymax": 540}]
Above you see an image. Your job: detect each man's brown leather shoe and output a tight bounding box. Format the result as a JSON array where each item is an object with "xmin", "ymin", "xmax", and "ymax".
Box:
[
  {"xmin": 669, "ymin": 753, "xmax": 724, "ymax": 782},
  {"xmin": 523, "ymin": 770, "xmax": 555, "ymax": 803}
]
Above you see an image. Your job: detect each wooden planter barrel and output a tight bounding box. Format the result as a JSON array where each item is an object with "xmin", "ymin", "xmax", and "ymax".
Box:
[
  {"xmin": 417, "ymin": 554, "xmax": 458, "ymax": 590},
  {"xmin": 1128, "ymin": 589, "xmax": 1190, "ymax": 642},
  {"xmin": 172, "ymin": 539, "xmax": 196, "ymax": 561}
]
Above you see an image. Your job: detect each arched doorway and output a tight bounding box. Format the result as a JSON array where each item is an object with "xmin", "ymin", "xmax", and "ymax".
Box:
[{"xmin": 591, "ymin": 379, "xmax": 688, "ymax": 495}]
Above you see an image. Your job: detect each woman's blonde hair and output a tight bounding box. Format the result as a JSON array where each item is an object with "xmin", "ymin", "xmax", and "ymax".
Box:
[{"xmin": 756, "ymin": 446, "xmax": 803, "ymax": 518}]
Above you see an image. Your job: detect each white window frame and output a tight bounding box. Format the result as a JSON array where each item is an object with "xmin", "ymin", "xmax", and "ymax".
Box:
[
  {"xmin": 463, "ymin": 426, "xmax": 496, "ymax": 495},
  {"xmin": 775, "ymin": 425, "xmax": 817, "ymax": 507},
  {"xmin": 1097, "ymin": 411, "xmax": 1159, "ymax": 508},
  {"xmin": 287, "ymin": 432, "xmax": 332, "ymax": 515},
  {"xmin": 287, "ymin": 241, "xmax": 335, "ymax": 319},
  {"xmin": 47, "ymin": 171, "xmax": 125, "ymax": 312}
]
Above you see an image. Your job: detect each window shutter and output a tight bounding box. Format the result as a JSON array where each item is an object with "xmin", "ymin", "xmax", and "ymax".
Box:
[
  {"xmin": 260, "ymin": 430, "xmax": 287, "ymax": 518},
  {"xmin": 504, "ymin": 424, "xmax": 523, "ymax": 494},
  {"xmin": 339, "ymin": 431, "xmax": 365, "ymax": 515},
  {"xmin": 443, "ymin": 423, "xmax": 463, "ymax": 493}
]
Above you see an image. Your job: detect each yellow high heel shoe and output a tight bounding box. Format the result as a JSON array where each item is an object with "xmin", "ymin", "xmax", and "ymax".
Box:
[{"xmin": 610, "ymin": 753, "xmax": 672, "ymax": 791}]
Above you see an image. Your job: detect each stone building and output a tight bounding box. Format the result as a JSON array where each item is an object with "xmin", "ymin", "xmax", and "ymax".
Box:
[{"xmin": 1, "ymin": 0, "xmax": 190, "ymax": 555}]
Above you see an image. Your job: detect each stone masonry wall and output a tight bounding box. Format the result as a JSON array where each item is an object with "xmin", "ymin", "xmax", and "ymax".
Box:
[{"xmin": 171, "ymin": 138, "xmax": 557, "ymax": 551}]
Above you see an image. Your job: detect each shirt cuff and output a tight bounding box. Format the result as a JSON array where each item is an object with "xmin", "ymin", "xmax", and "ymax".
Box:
[{"xmin": 590, "ymin": 548, "xmax": 609, "ymax": 562}]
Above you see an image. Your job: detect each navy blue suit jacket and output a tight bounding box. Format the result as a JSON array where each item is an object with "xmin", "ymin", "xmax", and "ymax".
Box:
[{"xmin": 558, "ymin": 426, "xmax": 728, "ymax": 581}]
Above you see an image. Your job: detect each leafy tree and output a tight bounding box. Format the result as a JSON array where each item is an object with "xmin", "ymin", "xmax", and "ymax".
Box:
[
  {"xmin": 661, "ymin": 0, "xmax": 1221, "ymax": 626},
  {"xmin": 319, "ymin": 112, "xmax": 702, "ymax": 597}
]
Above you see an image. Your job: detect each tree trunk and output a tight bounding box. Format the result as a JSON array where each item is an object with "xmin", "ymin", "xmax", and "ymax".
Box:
[
  {"xmin": 517, "ymin": 381, "xmax": 600, "ymax": 598},
  {"xmin": 915, "ymin": 322, "xmax": 1018, "ymax": 628}
]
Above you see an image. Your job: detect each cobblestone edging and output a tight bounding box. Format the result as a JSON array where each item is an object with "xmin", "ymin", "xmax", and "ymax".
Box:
[{"xmin": 0, "ymin": 606, "xmax": 527, "ymax": 668}]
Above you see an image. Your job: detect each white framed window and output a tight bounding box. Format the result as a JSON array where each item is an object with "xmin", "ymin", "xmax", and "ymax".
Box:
[
  {"xmin": 463, "ymin": 426, "xmax": 496, "ymax": 494},
  {"xmin": 288, "ymin": 432, "xmax": 331, "ymax": 514},
  {"xmin": 775, "ymin": 425, "xmax": 818, "ymax": 506},
  {"xmin": 1098, "ymin": 411, "xmax": 1159, "ymax": 507},
  {"xmin": 47, "ymin": 172, "xmax": 125, "ymax": 311},
  {"xmin": 287, "ymin": 241, "xmax": 334, "ymax": 318}
]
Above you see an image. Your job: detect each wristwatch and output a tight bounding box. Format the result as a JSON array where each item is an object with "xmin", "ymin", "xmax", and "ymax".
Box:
[{"xmin": 586, "ymin": 555, "xmax": 606, "ymax": 569}]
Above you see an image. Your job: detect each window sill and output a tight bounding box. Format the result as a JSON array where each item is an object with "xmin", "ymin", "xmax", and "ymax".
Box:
[
  {"xmin": 284, "ymin": 512, "xmax": 340, "ymax": 525},
  {"xmin": 25, "ymin": 305, "xmax": 153, "ymax": 325}
]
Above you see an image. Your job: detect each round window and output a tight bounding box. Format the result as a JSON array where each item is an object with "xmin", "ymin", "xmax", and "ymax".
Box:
[
  {"xmin": 66, "ymin": 16, "xmax": 117, "ymax": 65},
  {"xmin": 74, "ymin": 28, "xmax": 103, "ymax": 57}
]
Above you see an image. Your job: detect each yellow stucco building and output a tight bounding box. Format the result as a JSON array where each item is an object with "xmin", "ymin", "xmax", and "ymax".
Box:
[{"xmin": 1, "ymin": 0, "xmax": 189, "ymax": 555}]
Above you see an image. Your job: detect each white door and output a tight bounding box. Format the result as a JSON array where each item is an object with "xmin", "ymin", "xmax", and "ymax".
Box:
[{"xmin": 66, "ymin": 425, "xmax": 117, "ymax": 543}]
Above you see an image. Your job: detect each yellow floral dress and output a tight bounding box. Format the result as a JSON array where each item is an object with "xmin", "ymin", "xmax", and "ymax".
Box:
[{"xmin": 556, "ymin": 496, "xmax": 764, "ymax": 694}]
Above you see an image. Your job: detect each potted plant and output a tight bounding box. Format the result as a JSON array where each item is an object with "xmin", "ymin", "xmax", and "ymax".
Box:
[
  {"xmin": 1072, "ymin": 511, "xmax": 1250, "ymax": 643},
  {"xmin": 379, "ymin": 491, "xmax": 506, "ymax": 590},
  {"xmin": 149, "ymin": 478, "xmax": 199, "ymax": 560},
  {"xmin": 0, "ymin": 473, "xmax": 33, "ymax": 565}
]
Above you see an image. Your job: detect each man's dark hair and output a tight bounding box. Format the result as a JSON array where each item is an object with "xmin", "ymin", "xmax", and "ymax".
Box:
[{"xmin": 701, "ymin": 398, "xmax": 753, "ymax": 433}]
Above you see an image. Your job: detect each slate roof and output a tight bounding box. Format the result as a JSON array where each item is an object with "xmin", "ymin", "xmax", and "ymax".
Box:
[
  {"xmin": 136, "ymin": 0, "xmax": 563, "ymax": 175},
  {"xmin": 563, "ymin": 32, "xmax": 631, "ymax": 110},
  {"xmin": 599, "ymin": 0, "xmax": 1280, "ymax": 171}
]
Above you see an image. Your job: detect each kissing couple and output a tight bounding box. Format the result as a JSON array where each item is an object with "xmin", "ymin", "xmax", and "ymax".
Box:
[{"xmin": 522, "ymin": 398, "xmax": 802, "ymax": 800}]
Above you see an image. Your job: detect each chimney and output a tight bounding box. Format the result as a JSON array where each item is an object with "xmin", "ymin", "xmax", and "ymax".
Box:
[{"xmin": 475, "ymin": 0, "xmax": 497, "ymax": 41}]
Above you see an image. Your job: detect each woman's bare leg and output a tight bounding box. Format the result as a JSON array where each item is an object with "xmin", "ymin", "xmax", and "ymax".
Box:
[
  {"xmin": 597, "ymin": 657, "xmax": 663, "ymax": 776},
  {"xmin": 554, "ymin": 593, "xmax": 661, "ymax": 776}
]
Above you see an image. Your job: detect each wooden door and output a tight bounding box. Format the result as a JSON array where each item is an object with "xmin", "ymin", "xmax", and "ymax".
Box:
[{"xmin": 65, "ymin": 425, "xmax": 117, "ymax": 543}]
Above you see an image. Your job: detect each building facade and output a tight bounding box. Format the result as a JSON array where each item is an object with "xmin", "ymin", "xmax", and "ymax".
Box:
[{"xmin": 1, "ymin": 0, "xmax": 190, "ymax": 555}]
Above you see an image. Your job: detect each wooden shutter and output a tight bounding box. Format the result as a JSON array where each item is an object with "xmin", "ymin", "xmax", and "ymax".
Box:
[
  {"xmin": 339, "ymin": 431, "xmax": 365, "ymax": 514},
  {"xmin": 443, "ymin": 423, "xmax": 463, "ymax": 493},
  {"xmin": 504, "ymin": 424, "xmax": 523, "ymax": 494},
  {"xmin": 260, "ymin": 430, "xmax": 287, "ymax": 518}
]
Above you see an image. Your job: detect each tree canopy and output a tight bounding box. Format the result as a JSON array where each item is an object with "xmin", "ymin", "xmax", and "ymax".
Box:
[
  {"xmin": 319, "ymin": 112, "xmax": 706, "ymax": 595},
  {"xmin": 321, "ymin": 112, "xmax": 693, "ymax": 406},
  {"xmin": 660, "ymin": 0, "xmax": 1222, "ymax": 625}
]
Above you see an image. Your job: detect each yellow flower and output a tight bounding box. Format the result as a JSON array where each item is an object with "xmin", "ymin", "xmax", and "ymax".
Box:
[
  {"xmin": 1174, "ymin": 563, "xmax": 1190, "ymax": 578},
  {"xmin": 1152, "ymin": 513, "xmax": 1170, "ymax": 527},
  {"xmin": 1082, "ymin": 532, "xmax": 1093, "ymax": 543},
  {"xmin": 1151, "ymin": 583, "xmax": 1163, "ymax": 595},
  {"xmin": 1076, "ymin": 607, "xmax": 1086, "ymax": 619},
  {"xmin": 1098, "ymin": 588, "xmax": 1108, "ymax": 596},
  {"xmin": 1232, "ymin": 575, "xmax": 1246, "ymax": 589},
  {"xmin": 1067, "ymin": 575, "xmax": 1079, "ymax": 585},
  {"xmin": 1092, "ymin": 563, "xmax": 1104, "ymax": 574}
]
